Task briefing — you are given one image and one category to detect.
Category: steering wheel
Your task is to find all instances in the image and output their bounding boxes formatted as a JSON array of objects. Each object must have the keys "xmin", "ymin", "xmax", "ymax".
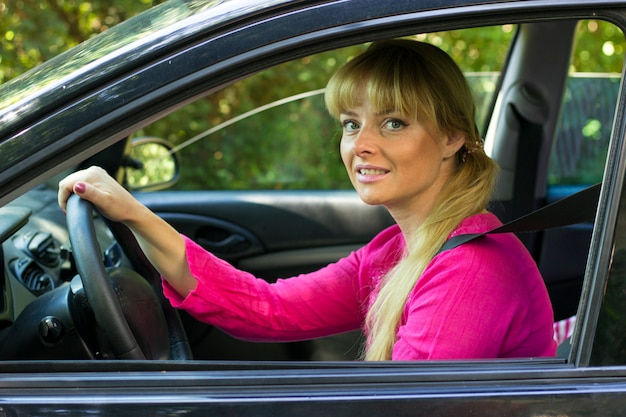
[{"xmin": 66, "ymin": 194, "xmax": 191, "ymax": 360}]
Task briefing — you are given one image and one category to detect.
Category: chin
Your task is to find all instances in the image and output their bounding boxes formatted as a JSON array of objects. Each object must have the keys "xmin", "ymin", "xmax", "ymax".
[{"xmin": 357, "ymin": 194, "xmax": 386, "ymax": 207}]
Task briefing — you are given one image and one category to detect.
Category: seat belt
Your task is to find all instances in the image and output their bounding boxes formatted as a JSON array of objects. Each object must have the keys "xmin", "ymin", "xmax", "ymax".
[
  {"xmin": 438, "ymin": 182, "xmax": 601, "ymax": 254},
  {"xmin": 510, "ymin": 105, "xmax": 544, "ymax": 253},
  {"xmin": 511, "ymin": 105, "xmax": 544, "ymax": 221}
]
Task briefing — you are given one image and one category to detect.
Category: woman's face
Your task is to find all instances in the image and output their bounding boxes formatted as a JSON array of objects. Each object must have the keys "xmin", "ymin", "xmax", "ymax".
[{"xmin": 339, "ymin": 98, "xmax": 464, "ymax": 220}]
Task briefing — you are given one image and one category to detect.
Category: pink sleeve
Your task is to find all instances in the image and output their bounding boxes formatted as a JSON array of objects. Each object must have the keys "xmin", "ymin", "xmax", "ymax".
[
  {"xmin": 163, "ymin": 235, "xmax": 365, "ymax": 342},
  {"xmin": 391, "ymin": 234, "xmax": 556, "ymax": 360}
]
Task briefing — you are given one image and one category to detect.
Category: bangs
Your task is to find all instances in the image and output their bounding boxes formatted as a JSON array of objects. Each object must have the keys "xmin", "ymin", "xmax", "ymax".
[{"xmin": 325, "ymin": 43, "xmax": 437, "ymax": 123}]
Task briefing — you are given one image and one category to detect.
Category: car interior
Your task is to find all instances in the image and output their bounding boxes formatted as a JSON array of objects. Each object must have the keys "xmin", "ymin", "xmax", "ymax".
[{"xmin": 0, "ymin": 15, "xmax": 621, "ymax": 364}]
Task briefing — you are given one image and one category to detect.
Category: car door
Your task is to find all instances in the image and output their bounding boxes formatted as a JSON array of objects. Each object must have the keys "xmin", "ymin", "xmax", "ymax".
[{"xmin": 4, "ymin": 1, "xmax": 626, "ymax": 415}]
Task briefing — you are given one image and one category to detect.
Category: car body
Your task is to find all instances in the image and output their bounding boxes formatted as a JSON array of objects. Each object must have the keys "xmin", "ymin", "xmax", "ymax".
[{"xmin": 1, "ymin": 0, "xmax": 626, "ymax": 415}]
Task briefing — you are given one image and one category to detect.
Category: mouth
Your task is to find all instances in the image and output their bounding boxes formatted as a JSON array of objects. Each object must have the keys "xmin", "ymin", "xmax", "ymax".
[
  {"xmin": 358, "ymin": 168, "xmax": 389, "ymax": 175},
  {"xmin": 355, "ymin": 166, "xmax": 390, "ymax": 183}
]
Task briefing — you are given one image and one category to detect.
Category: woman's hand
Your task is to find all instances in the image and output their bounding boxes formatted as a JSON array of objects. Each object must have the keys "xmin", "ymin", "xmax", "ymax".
[
  {"xmin": 58, "ymin": 166, "xmax": 141, "ymax": 223},
  {"xmin": 58, "ymin": 165, "xmax": 197, "ymax": 298}
]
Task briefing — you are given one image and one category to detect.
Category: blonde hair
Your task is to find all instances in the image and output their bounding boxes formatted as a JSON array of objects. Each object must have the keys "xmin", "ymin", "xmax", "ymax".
[{"xmin": 325, "ymin": 39, "xmax": 498, "ymax": 360}]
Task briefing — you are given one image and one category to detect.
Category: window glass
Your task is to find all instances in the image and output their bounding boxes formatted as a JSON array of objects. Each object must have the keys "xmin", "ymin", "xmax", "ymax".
[
  {"xmin": 548, "ymin": 20, "xmax": 624, "ymax": 187},
  {"xmin": 586, "ymin": 21, "xmax": 626, "ymax": 366},
  {"xmin": 536, "ymin": 21, "xmax": 624, "ymax": 351},
  {"xmin": 132, "ymin": 27, "xmax": 514, "ymax": 191},
  {"xmin": 592, "ymin": 174, "xmax": 626, "ymax": 365}
]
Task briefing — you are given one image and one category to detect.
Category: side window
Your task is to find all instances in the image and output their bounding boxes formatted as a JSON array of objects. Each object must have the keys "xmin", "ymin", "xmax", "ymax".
[
  {"xmin": 584, "ymin": 21, "xmax": 626, "ymax": 366},
  {"xmin": 548, "ymin": 20, "xmax": 624, "ymax": 188},
  {"xmin": 540, "ymin": 21, "xmax": 624, "ymax": 339},
  {"xmin": 132, "ymin": 27, "xmax": 515, "ymax": 191}
]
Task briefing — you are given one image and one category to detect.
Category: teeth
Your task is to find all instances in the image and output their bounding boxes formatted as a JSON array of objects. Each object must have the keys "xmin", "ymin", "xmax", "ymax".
[{"xmin": 359, "ymin": 168, "xmax": 386, "ymax": 175}]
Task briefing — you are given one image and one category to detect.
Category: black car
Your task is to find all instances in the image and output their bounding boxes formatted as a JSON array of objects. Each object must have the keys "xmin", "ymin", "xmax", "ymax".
[{"xmin": 1, "ymin": 0, "xmax": 626, "ymax": 415}]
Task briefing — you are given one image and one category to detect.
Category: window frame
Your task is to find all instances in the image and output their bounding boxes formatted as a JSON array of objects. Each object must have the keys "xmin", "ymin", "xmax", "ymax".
[{"xmin": 3, "ymin": 2, "xmax": 626, "ymax": 406}]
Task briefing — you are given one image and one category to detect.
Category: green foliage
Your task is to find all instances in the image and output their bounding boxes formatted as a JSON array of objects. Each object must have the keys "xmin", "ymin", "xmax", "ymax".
[
  {"xmin": 574, "ymin": 20, "xmax": 626, "ymax": 72},
  {"xmin": 548, "ymin": 76, "xmax": 621, "ymax": 185},
  {"xmin": 127, "ymin": 140, "xmax": 178, "ymax": 189},
  {"xmin": 133, "ymin": 44, "xmax": 368, "ymax": 190},
  {"xmin": 132, "ymin": 27, "xmax": 513, "ymax": 191},
  {"xmin": 0, "ymin": 1, "xmax": 162, "ymax": 83},
  {"xmin": 2, "ymin": 3, "xmax": 624, "ymax": 190}
]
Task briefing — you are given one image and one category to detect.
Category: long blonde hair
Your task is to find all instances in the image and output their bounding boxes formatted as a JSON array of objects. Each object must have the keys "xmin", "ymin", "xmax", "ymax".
[{"xmin": 325, "ymin": 39, "xmax": 498, "ymax": 360}]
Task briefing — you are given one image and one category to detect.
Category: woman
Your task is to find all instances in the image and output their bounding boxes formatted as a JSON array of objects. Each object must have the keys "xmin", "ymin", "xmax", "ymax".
[{"xmin": 58, "ymin": 39, "xmax": 556, "ymax": 360}]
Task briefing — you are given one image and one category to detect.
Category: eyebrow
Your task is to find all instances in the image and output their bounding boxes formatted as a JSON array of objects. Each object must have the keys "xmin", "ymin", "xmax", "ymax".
[{"xmin": 340, "ymin": 109, "xmax": 396, "ymax": 117}]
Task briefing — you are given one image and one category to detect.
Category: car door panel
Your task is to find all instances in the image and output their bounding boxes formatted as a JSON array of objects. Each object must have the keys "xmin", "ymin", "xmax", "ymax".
[
  {"xmin": 237, "ymin": 244, "xmax": 360, "ymax": 280},
  {"xmin": 136, "ymin": 190, "xmax": 394, "ymax": 279}
]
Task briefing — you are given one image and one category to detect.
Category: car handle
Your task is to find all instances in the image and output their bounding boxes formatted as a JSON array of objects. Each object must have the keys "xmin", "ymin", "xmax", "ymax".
[{"xmin": 197, "ymin": 233, "xmax": 249, "ymax": 254}]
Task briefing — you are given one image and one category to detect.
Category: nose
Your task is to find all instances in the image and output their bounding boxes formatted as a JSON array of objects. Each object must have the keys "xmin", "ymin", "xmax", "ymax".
[{"xmin": 352, "ymin": 125, "xmax": 378, "ymax": 156}]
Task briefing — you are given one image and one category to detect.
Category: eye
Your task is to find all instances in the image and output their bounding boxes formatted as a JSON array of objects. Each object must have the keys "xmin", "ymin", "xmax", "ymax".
[
  {"xmin": 385, "ymin": 118, "xmax": 406, "ymax": 130},
  {"xmin": 342, "ymin": 119, "xmax": 360, "ymax": 132}
]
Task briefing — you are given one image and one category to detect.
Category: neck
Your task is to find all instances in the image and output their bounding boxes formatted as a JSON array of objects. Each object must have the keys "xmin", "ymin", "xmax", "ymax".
[
  {"xmin": 387, "ymin": 205, "xmax": 430, "ymax": 244},
  {"xmin": 386, "ymin": 175, "xmax": 450, "ymax": 244}
]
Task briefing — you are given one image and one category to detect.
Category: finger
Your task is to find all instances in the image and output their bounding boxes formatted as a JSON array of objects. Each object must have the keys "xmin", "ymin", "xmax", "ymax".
[
  {"xmin": 71, "ymin": 180, "xmax": 101, "ymax": 207},
  {"xmin": 57, "ymin": 166, "xmax": 104, "ymax": 210},
  {"xmin": 58, "ymin": 178, "xmax": 77, "ymax": 213},
  {"xmin": 73, "ymin": 181, "xmax": 87, "ymax": 196}
]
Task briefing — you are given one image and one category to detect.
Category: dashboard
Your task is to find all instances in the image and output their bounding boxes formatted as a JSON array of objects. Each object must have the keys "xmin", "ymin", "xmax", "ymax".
[{"xmin": 0, "ymin": 182, "xmax": 124, "ymax": 359}]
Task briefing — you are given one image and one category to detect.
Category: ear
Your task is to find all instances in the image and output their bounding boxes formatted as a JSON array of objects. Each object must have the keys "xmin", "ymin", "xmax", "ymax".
[{"xmin": 443, "ymin": 130, "xmax": 466, "ymax": 158}]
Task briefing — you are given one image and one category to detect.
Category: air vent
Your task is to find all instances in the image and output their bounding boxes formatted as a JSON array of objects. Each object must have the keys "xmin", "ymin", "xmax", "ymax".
[{"xmin": 10, "ymin": 258, "xmax": 54, "ymax": 295}]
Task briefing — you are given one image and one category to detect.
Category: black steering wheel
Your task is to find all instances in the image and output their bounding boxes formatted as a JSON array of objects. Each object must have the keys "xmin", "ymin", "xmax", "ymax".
[{"xmin": 66, "ymin": 194, "xmax": 192, "ymax": 360}]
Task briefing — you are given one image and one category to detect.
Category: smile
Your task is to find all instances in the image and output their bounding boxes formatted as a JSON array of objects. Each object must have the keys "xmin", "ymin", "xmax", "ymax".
[
  {"xmin": 358, "ymin": 168, "xmax": 389, "ymax": 175},
  {"xmin": 355, "ymin": 167, "xmax": 390, "ymax": 184}
]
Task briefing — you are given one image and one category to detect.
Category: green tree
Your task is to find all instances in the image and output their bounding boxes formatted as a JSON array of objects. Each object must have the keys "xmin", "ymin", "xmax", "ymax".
[
  {"xmin": 0, "ymin": 0, "xmax": 158, "ymax": 83},
  {"xmin": 2, "ymin": 3, "xmax": 624, "ymax": 190}
]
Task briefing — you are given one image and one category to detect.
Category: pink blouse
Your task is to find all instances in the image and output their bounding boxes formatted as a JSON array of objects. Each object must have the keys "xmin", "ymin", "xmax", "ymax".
[{"xmin": 163, "ymin": 212, "xmax": 556, "ymax": 360}]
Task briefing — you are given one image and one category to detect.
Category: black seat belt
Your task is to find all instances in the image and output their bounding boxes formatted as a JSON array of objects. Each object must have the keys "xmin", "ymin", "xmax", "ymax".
[
  {"xmin": 510, "ymin": 106, "xmax": 544, "ymax": 253},
  {"xmin": 438, "ymin": 182, "xmax": 601, "ymax": 254},
  {"xmin": 511, "ymin": 105, "xmax": 543, "ymax": 221}
]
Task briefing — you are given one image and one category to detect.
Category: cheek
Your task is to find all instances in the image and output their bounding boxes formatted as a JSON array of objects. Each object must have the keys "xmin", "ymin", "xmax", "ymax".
[
  {"xmin": 339, "ymin": 139, "xmax": 351, "ymax": 165},
  {"xmin": 401, "ymin": 142, "xmax": 442, "ymax": 175}
]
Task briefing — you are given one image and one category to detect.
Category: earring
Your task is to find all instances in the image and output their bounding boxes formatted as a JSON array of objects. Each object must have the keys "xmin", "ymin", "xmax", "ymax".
[{"xmin": 460, "ymin": 139, "xmax": 484, "ymax": 162}]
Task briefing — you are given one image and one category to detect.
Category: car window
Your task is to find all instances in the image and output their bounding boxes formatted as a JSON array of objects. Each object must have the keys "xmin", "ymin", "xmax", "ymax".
[
  {"xmin": 593, "ymin": 174, "xmax": 626, "ymax": 365},
  {"xmin": 130, "ymin": 26, "xmax": 514, "ymax": 191},
  {"xmin": 548, "ymin": 20, "xmax": 624, "ymax": 188},
  {"xmin": 583, "ymin": 21, "xmax": 626, "ymax": 367},
  {"xmin": 0, "ymin": 0, "xmax": 219, "ymax": 112}
]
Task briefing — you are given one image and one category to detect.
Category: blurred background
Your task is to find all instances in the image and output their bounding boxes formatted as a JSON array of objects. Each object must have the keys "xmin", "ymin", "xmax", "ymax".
[{"xmin": 2, "ymin": 1, "xmax": 624, "ymax": 191}]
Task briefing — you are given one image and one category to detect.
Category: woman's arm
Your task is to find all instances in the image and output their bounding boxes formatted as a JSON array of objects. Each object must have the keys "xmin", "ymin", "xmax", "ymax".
[
  {"xmin": 164, "ymin": 235, "xmax": 365, "ymax": 341},
  {"xmin": 58, "ymin": 166, "xmax": 197, "ymax": 297}
]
